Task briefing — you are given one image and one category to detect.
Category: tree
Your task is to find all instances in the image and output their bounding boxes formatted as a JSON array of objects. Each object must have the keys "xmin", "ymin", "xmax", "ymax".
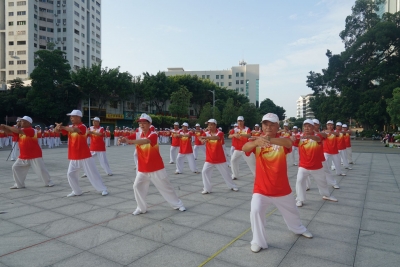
[
  {"xmin": 142, "ymin": 71, "xmax": 171, "ymax": 114},
  {"xmin": 168, "ymin": 86, "xmax": 192, "ymax": 118},
  {"xmin": 0, "ymin": 78, "xmax": 30, "ymax": 121},
  {"xmin": 238, "ymin": 103, "xmax": 259, "ymax": 128},
  {"xmin": 386, "ymin": 87, "xmax": 400, "ymax": 126},
  {"xmin": 221, "ymin": 98, "xmax": 238, "ymax": 126},
  {"xmin": 198, "ymin": 102, "xmax": 213, "ymax": 126},
  {"xmin": 28, "ymin": 50, "xmax": 81, "ymax": 123},
  {"xmin": 259, "ymin": 98, "xmax": 286, "ymax": 120}
]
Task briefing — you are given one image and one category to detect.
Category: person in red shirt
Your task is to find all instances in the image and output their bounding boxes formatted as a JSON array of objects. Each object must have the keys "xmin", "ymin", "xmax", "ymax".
[
  {"xmin": 176, "ymin": 122, "xmax": 199, "ymax": 174},
  {"xmin": 242, "ymin": 113, "xmax": 312, "ymax": 253},
  {"xmin": 10, "ymin": 120, "xmax": 21, "ymax": 161},
  {"xmin": 169, "ymin": 122, "xmax": 180, "ymax": 164},
  {"xmin": 229, "ymin": 116, "xmax": 255, "ymax": 180},
  {"xmin": 193, "ymin": 123, "xmax": 205, "ymax": 160},
  {"xmin": 48, "ymin": 125, "xmax": 55, "ymax": 149},
  {"xmin": 118, "ymin": 113, "xmax": 186, "ymax": 215},
  {"xmin": 293, "ymin": 119, "xmax": 337, "ymax": 207},
  {"xmin": 323, "ymin": 121, "xmax": 346, "ymax": 176},
  {"xmin": 55, "ymin": 110, "xmax": 108, "ymax": 197},
  {"xmin": 1, "ymin": 116, "xmax": 53, "ymax": 189},
  {"xmin": 85, "ymin": 117, "xmax": 113, "ymax": 176},
  {"xmin": 0, "ymin": 128, "xmax": 5, "ymax": 148},
  {"xmin": 279, "ymin": 122, "xmax": 291, "ymax": 138},
  {"xmin": 229, "ymin": 123, "xmax": 238, "ymax": 156},
  {"xmin": 199, "ymin": 119, "xmax": 238, "ymax": 194},
  {"xmin": 290, "ymin": 126, "xmax": 300, "ymax": 166},
  {"xmin": 336, "ymin": 122, "xmax": 352, "ymax": 170},
  {"xmin": 113, "ymin": 127, "xmax": 119, "ymax": 146},
  {"xmin": 342, "ymin": 124, "xmax": 353, "ymax": 164},
  {"xmin": 43, "ymin": 127, "xmax": 49, "ymax": 147},
  {"xmin": 104, "ymin": 126, "xmax": 111, "ymax": 147}
]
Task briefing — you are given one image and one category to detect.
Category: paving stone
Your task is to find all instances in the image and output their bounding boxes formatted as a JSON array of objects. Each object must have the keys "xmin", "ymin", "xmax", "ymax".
[
  {"xmin": 9, "ymin": 210, "xmax": 66, "ymax": 228},
  {"xmin": 279, "ymin": 251, "xmax": 353, "ymax": 267},
  {"xmin": 134, "ymin": 220, "xmax": 192, "ymax": 243},
  {"xmin": 354, "ymin": 245, "xmax": 400, "ymax": 267},
  {"xmin": 52, "ymin": 251, "xmax": 123, "ymax": 267},
  {"xmin": 361, "ymin": 218, "xmax": 400, "ymax": 236},
  {"xmin": 30, "ymin": 217, "xmax": 93, "ymax": 238},
  {"xmin": 0, "ymin": 229, "xmax": 49, "ymax": 256}
]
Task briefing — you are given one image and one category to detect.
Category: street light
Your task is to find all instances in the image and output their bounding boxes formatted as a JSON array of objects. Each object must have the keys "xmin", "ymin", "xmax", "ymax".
[{"xmin": 208, "ymin": 90, "xmax": 215, "ymax": 118}]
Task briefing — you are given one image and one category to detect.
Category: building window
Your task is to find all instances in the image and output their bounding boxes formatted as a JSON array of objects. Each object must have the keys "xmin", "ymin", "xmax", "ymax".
[
  {"xmin": 216, "ymin": 75, "xmax": 219, "ymax": 79},
  {"xmin": 17, "ymin": 60, "xmax": 26, "ymax": 65},
  {"xmin": 216, "ymin": 82, "xmax": 219, "ymax": 86},
  {"xmin": 74, "ymin": 1, "xmax": 79, "ymax": 7},
  {"xmin": 39, "ymin": 45, "xmax": 46, "ymax": 49},
  {"xmin": 39, "ymin": 26, "xmax": 46, "ymax": 31},
  {"xmin": 9, "ymin": 22, "xmax": 14, "ymax": 26},
  {"xmin": 17, "ymin": 1, "xmax": 27, "ymax": 6},
  {"xmin": 228, "ymin": 82, "xmax": 232, "ymax": 86},
  {"xmin": 63, "ymin": 46, "xmax": 67, "ymax": 50},
  {"xmin": 34, "ymin": 43, "xmax": 37, "ymax": 47},
  {"xmin": 9, "ymin": 41, "xmax": 14, "ymax": 45},
  {"xmin": 9, "ymin": 61, "xmax": 14, "ymax": 65},
  {"xmin": 47, "ymin": 18, "xmax": 53, "ymax": 23},
  {"xmin": 17, "ymin": 70, "xmax": 27, "ymax": 75},
  {"xmin": 63, "ymin": 28, "xmax": 67, "ymax": 32},
  {"xmin": 63, "ymin": 37, "xmax": 67, "ymax": 41},
  {"xmin": 240, "ymin": 72, "xmax": 244, "ymax": 77},
  {"xmin": 47, "ymin": 27, "xmax": 54, "ymax": 32},
  {"xmin": 240, "ymin": 80, "xmax": 244, "ymax": 84},
  {"xmin": 229, "ymin": 75, "xmax": 232, "ymax": 79},
  {"xmin": 206, "ymin": 75, "xmax": 210, "ymax": 79},
  {"xmin": 74, "ymin": 11, "xmax": 79, "ymax": 16},
  {"xmin": 236, "ymin": 80, "xmax": 239, "ymax": 85},
  {"xmin": 17, "ymin": 30, "xmax": 26, "ymax": 35},
  {"xmin": 17, "ymin": 50, "xmax": 26, "ymax": 55},
  {"xmin": 221, "ymin": 82, "xmax": 224, "ymax": 86},
  {"xmin": 236, "ymin": 88, "xmax": 239, "ymax": 92},
  {"xmin": 17, "ymin": 11, "xmax": 26, "ymax": 15},
  {"xmin": 9, "ymin": 70, "xmax": 15, "ymax": 75},
  {"xmin": 236, "ymin": 73, "xmax": 239, "ymax": 77},
  {"xmin": 9, "ymin": 2, "xmax": 14, "ymax": 6},
  {"xmin": 9, "ymin": 12, "xmax": 14, "ymax": 16},
  {"xmin": 8, "ymin": 31, "xmax": 14, "ymax": 36},
  {"xmin": 221, "ymin": 75, "xmax": 224, "ymax": 79},
  {"xmin": 75, "ymin": 20, "xmax": 80, "ymax": 26},
  {"xmin": 240, "ymin": 88, "xmax": 244, "ymax": 92},
  {"xmin": 110, "ymin": 101, "xmax": 118, "ymax": 109},
  {"xmin": 74, "ymin": 47, "xmax": 80, "ymax": 52},
  {"xmin": 202, "ymin": 75, "xmax": 205, "ymax": 79}
]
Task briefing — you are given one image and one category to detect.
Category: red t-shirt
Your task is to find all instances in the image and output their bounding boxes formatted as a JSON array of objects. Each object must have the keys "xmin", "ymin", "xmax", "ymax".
[
  {"xmin": 335, "ymin": 131, "xmax": 346, "ymax": 150},
  {"xmin": 128, "ymin": 131, "xmax": 164, "ymax": 172},
  {"xmin": 280, "ymin": 131, "xmax": 291, "ymax": 138},
  {"xmin": 49, "ymin": 130, "xmax": 55, "ymax": 137},
  {"xmin": 43, "ymin": 131, "xmax": 49, "ymax": 138},
  {"xmin": 12, "ymin": 126, "xmax": 19, "ymax": 142},
  {"xmin": 315, "ymin": 132, "xmax": 326, "ymax": 162},
  {"xmin": 204, "ymin": 131, "xmax": 226, "ymax": 164},
  {"xmin": 251, "ymin": 130, "xmax": 261, "ymax": 137},
  {"xmin": 179, "ymin": 130, "xmax": 193, "ymax": 154},
  {"xmin": 291, "ymin": 132, "xmax": 301, "ymax": 147},
  {"xmin": 344, "ymin": 131, "xmax": 351, "ymax": 148},
  {"xmin": 194, "ymin": 130, "xmax": 205, "ymax": 146},
  {"xmin": 170, "ymin": 129, "xmax": 180, "ymax": 147},
  {"xmin": 62, "ymin": 123, "xmax": 92, "ymax": 160},
  {"xmin": 16, "ymin": 127, "xmax": 42, "ymax": 159},
  {"xmin": 323, "ymin": 132, "xmax": 339, "ymax": 154},
  {"xmin": 89, "ymin": 126, "xmax": 106, "ymax": 152},
  {"xmin": 105, "ymin": 130, "xmax": 111, "ymax": 137},
  {"xmin": 253, "ymin": 133, "xmax": 292, "ymax": 197},
  {"xmin": 233, "ymin": 127, "xmax": 251, "ymax": 150},
  {"xmin": 294, "ymin": 133, "xmax": 323, "ymax": 170},
  {"xmin": 0, "ymin": 130, "xmax": 5, "ymax": 138}
]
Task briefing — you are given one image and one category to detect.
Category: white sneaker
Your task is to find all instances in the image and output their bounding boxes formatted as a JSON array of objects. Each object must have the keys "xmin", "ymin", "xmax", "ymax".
[
  {"xmin": 323, "ymin": 195, "xmax": 338, "ymax": 202},
  {"xmin": 81, "ymin": 174, "xmax": 87, "ymax": 178},
  {"xmin": 46, "ymin": 181, "xmax": 55, "ymax": 187},
  {"xmin": 345, "ymin": 167, "xmax": 352, "ymax": 170},
  {"xmin": 338, "ymin": 173, "xmax": 346, "ymax": 176},
  {"xmin": 333, "ymin": 185, "xmax": 340, "ymax": 189},
  {"xmin": 232, "ymin": 177, "xmax": 238, "ymax": 180},
  {"xmin": 231, "ymin": 187, "xmax": 239, "ymax": 192},
  {"xmin": 67, "ymin": 192, "xmax": 78, "ymax": 197},
  {"xmin": 293, "ymin": 163, "xmax": 298, "ymax": 166},
  {"xmin": 250, "ymin": 244, "xmax": 262, "ymax": 253},
  {"xmin": 101, "ymin": 190, "xmax": 108, "ymax": 196},
  {"xmin": 296, "ymin": 201, "xmax": 303, "ymax": 207},
  {"xmin": 10, "ymin": 185, "xmax": 24, "ymax": 189},
  {"xmin": 201, "ymin": 190, "xmax": 210, "ymax": 194},
  {"xmin": 107, "ymin": 173, "xmax": 113, "ymax": 176},
  {"xmin": 132, "ymin": 208, "xmax": 146, "ymax": 215},
  {"xmin": 178, "ymin": 206, "xmax": 186, "ymax": 212},
  {"xmin": 301, "ymin": 230, "xmax": 313, "ymax": 238},
  {"xmin": 306, "ymin": 187, "xmax": 310, "ymax": 191}
]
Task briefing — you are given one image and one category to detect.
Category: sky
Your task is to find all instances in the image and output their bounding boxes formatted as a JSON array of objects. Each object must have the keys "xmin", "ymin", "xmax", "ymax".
[{"xmin": 101, "ymin": 0, "xmax": 357, "ymax": 118}]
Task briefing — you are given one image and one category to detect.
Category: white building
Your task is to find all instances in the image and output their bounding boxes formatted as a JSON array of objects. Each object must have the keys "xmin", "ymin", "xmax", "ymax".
[
  {"xmin": 0, "ymin": 0, "xmax": 102, "ymax": 89},
  {"xmin": 377, "ymin": 0, "xmax": 399, "ymax": 16},
  {"xmin": 165, "ymin": 61, "xmax": 260, "ymax": 106},
  {"xmin": 296, "ymin": 94, "xmax": 315, "ymax": 119}
]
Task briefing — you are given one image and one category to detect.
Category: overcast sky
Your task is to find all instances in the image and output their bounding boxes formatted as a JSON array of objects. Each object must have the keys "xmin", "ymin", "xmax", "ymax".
[{"xmin": 101, "ymin": 0, "xmax": 356, "ymax": 118}]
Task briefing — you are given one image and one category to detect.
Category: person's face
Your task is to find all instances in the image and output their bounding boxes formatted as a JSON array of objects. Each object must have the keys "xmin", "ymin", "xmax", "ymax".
[
  {"xmin": 336, "ymin": 125, "xmax": 342, "ymax": 131},
  {"xmin": 93, "ymin": 120, "xmax": 100, "ymax": 127},
  {"xmin": 303, "ymin": 123, "xmax": 314, "ymax": 134},
  {"xmin": 20, "ymin": 119, "xmax": 30, "ymax": 128},
  {"xmin": 208, "ymin": 123, "xmax": 217, "ymax": 132},
  {"xmin": 293, "ymin": 128, "xmax": 298, "ymax": 133},
  {"xmin": 237, "ymin": 120, "xmax": 244, "ymax": 128},
  {"xmin": 314, "ymin": 124, "xmax": 320, "ymax": 132},
  {"xmin": 261, "ymin": 121, "xmax": 279, "ymax": 136},
  {"xmin": 182, "ymin": 126, "xmax": 188, "ymax": 131},
  {"xmin": 70, "ymin": 115, "xmax": 81, "ymax": 124},
  {"xmin": 327, "ymin": 123, "xmax": 334, "ymax": 131},
  {"xmin": 343, "ymin": 127, "xmax": 348, "ymax": 131},
  {"xmin": 255, "ymin": 126, "xmax": 260, "ymax": 131},
  {"xmin": 174, "ymin": 125, "xmax": 179, "ymax": 130},
  {"xmin": 284, "ymin": 126, "xmax": 289, "ymax": 131},
  {"xmin": 139, "ymin": 121, "xmax": 150, "ymax": 132},
  {"xmin": 196, "ymin": 126, "xmax": 200, "ymax": 130}
]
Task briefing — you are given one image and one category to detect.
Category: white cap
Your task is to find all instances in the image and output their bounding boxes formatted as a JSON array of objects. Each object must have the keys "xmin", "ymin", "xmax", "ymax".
[
  {"xmin": 207, "ymin": 119, "xmax": 217, "ymax": 124},
  {"xmin": 237, "ymin": 116, "xmax": 244, "ymax": 121},
  {"xmin": 293, "ymin": 126, "xmax": 298, "ymax": 129},
  {"xmin": 234, "ymin": 123, "xmax": 238, "ymax": 126},
  {"xmin": 173, "ymin": 122, "xmax": 179, "ymax": 126},
  {"xmin": 67, "ymin": 110, "xmax": 83, "ymax": 117},
  {"xmin": 91, "ymin": 117, "xmax": 100, "ymax": 122},
  {"xmin": 195, "ymin": 123, "xmax": 200, "ymax": 127},
  {"xmin": 21, "ymin": 116, "xmax": 32, "ymax": 124},
  {"xmin": 255, "ymin": 124, "xmax": 259, "ymax": 127},
  {"xmin": 261, "ymin": 113, "xmax": 279, "ymax": 123},
  {"xmin": 137, "ymin": 113, "xmax": 152, "ymax": 123},
  {"xmin": 182, "ymin": 122, "xmax": 189, "ymax": 127},
  {"xmin": 283, "ymin": 122, "xmax": 289, "ymax": 126},
  {"xmin": 326, "ymin": 120, "xmax": 334, "ymax": 124},
  {"xmin": 303, "ymin": 119, "xmax": 314, "ymax": 125},
  {"xmin": 342, "ymin": 124, "xmax": 348, "ymax": 128},
  {"xmin": 312, "ymin": 119, "xmax": 320, "ymax": 125},
  {"xmin": 336, "ymin": 122, "xmax": 342, "ymax": 126},
  {"xmin": 50, "ymin": 125, "xmax": 54, "ymax": 128},
  {"xmin": 218, "ymin": 127, "xmax": 222, "ymax": 130}
]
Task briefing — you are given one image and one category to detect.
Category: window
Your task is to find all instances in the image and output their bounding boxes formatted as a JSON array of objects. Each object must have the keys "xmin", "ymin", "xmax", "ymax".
[
  {"xmin": 216, "ymin": 82, "xmax": 219, "ymax": 86},
  {"xmin": 81, "ymin": 51, "xmax": 85, "ymax": 55},
  {"xmin": 74, "ymin": 29, "xmax": 80, "ymax": 35},
  {"xmin": 17, "ymin": 50, "xmax": 26, "ymax": 55},
  {"xmin": 96, "ymin": 10, "xmax": 100, "ymax": 15},
  {"xmin": 17, "ymin": 30, "xmax": 26, "ymax": 35},
  {"xmin": 9, "ymin": 22, "xmax": 14, "ymax": 26},
  {"xmin": 39, "ymin": 26, "xmax": 46, "ymax": 31},
  {"xmin": 9, "ymin": 12, "xmax": 14, "ymax": 16},
  {"xmin": 236, "ymin": 73, "xmax": 239, "ymax": 77},
  {"xmin": 17, "ymin": 70, "xmax": 27, "ymax": 75},
  {"xmin": 206, "ymin": 75, "xmax": 210, "ymax": 79},
  {"xmin": 240, "ymin": 80, "xmax": 244, "ymax": 84},
  {"xmin": 57, "ymin": 10, "xmax": 61, "ymax": 14},
  {"xmin": 74, "ymin": 1, "xmax": 79, "ymax": 7},
  {"xmin": 17, "ymin": 11, "xmax": 26, "ymax": 15},
  {"xmin": 216, "ymin": 75, "xmax": 219, "ymax": 79},
  {"xmin": 110, "ymin": 101, "xmax": 118, "ymax": 109},
  {"xmin": 34, "ymin": 14, "xmax": 37, "ymax": 19},
  {"xmin": 9, "ymin": 2, "xmax": 14, "ymax": 6},
  {"xmin": 236, "ymin": 80, "xmax": 239, "ymax": 85},
  {"xmin": 63, "ymin": 9, "xmax": 66, "ymax": 13},
  {"xmin": 74, "ymin": 47, "xmax": 80, "ymax": 52},
  {"xmin": 39, "ymin": 17, "xmax": 46, "ymax": 21},
  {"xmin": 202, "ymin": 75, "xmax": 205, "ymax": 79},
  {"xmin": 228, "ymin": 82, "xmax": 232, "ymax": 86},
  {"xmin": 63, "ymin": 28, "xmax": 67, "ymax": 32},
  {"xmin": 9, "ymin": 70, "xmax": 15, "ymax": 75},
  {"xmin": 63, "ymin": 37, "xmax": 66, "ymax": 41},
  {"xmin": 82, "ymin": 15, "xmax": 85, "ymax": 20},
  {"xmin": 47, "ymin": 27, "xmax": 54, "ymax": 32},
  {"xmin": 17, "ymin": 60, "xmax": 26, "ymax": 65},
  {"xmin": 34, "ymin": 43, "xmax": 37, "ymax": 47},
  {"xmin": 96, "ymin": 18, "xmax": 100, "ymax": 23},
  {"xmin": 17, "ymin": 41, "xmax": 26, "ymax": 45},
  {"xmin": 75, "ymin": 38, "xmax": 79, "ymax": 43},
  {"xmin": 39, "ymin": 45, "xmax": 46, "ymax": 49},
  {"xmin": 63, "ymin": 46, "xmax": 67, "ymax": 50},
  {"xmin": 17, "ymin": 1, "xmax": 26, "ymax": 6},
  {"xmin": 240, "ymin": 88, "xmax": 244, "ymax": 92},
  {"xmin": 236, "ymin": 88, "xmax": 239, "ymax": 92},
  {"xmin": 221, "ymin": 82, "xmax": 224, "ymax": 86},
  {"xmin": 221, "ymin": 75, "xmax": 224, "ymax": 79},
  {"xmin": 74, "ymin": 11, "xmax": 80, "ymax": 16},
  {"xmin": 57, "ymin": 28, "xmax": 61, "ymax": 32},
  {"xmin": 9, "ymin": 41, "xmax": 14, "ymax": 45},
  {"xmin": 228, "ymin": 75, "xmax": 232, "ymax": 79},
  {"xmin": 240, "ymin": 72, "xmax": 244, "ymax": 77},
  {"xmin": 8, "ymin": 31, "xmax": 14, "ymax": 36},
  {"xmin": 75, "ymin": 20, "xmax": 79, "ymax": 26},
  {"xmin": 9, "ymin": 61, "xmax": 14, "ymax": 65},
  {"xmin": 96, "ymin": 1, "xmax": 100, "ymax": 7}
]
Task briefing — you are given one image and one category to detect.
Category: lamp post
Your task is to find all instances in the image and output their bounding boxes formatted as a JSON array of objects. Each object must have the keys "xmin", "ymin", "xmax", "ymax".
[{"xmin": 208, "ymin": 90, "xmax": 215, "ymax": 118}]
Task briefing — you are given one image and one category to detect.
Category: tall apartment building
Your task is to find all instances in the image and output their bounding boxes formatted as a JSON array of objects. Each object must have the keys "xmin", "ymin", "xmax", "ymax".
[
  {"xmin": 296, "ymin": 94, "xmax": 315, "ymax": 119},
  {"xmin": 165, "ymin": 61, "xmax": 260, "ymax": 106},
  {"xmin": 0, "ymin": 0, "xmax": 102, "ymax": 89},
  {"xmin": 377, "ymin": 0, "xmax": 399, "ymax": 16}
]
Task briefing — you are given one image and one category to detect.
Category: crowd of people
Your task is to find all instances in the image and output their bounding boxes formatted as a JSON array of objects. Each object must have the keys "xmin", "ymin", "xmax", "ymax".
[{"xmin": 0, "ymin": 110, "xmax": 355, "ymax": 253}]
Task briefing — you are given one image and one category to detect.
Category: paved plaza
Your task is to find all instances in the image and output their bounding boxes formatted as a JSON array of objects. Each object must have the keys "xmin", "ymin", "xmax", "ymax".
[{"xmin": 0, "ymin": 140, "xmax": 399, "ymax": 267}]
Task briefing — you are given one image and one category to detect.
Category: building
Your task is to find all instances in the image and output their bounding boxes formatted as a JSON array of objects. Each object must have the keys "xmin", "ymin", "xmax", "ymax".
[
  {"xmin": 377, "ymin": 0, "xmax": 399, "ymax": 17},
  {"xmin": 0, "ymin": 0, "xmax": 102, "ymax": 89},
  {"xmin": 165, "ymin": 61, "xmax": 260, "ymax": 106},
  {"xmin": 296, "ymin": 94, "xmax": 315, "ymax": 119}
]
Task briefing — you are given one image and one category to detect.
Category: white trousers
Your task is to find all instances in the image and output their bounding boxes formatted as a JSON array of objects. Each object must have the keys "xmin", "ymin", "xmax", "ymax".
[
  {"xmin": 43, "ymin": 137, "xmax": 47, "ymax": 145},
  {"xmin": 0, "ymin": 137, "xmax": 3, "ymax": 148},
  {"xmin": 193, "ymin": 145, "xmax": 205, "ymax": 159},
  {"xmin": 290, "ymin": 146, "xmax": 298, "ymax": 165},
  {"xmin": 133, "ymin": 148, "xmax": 138, "ymax": 175},
  {"xmin": 11, "ymin": 142, "xmax": 19, "ymax": 160},
  {"xmin": 2, "ymin": 137, "xmax": 8, "ymax": 147},
  {"xmin": 105, "ymin": 137, "xmax": 111, "ymax": 147},
  {"xmin": 169, "ymin": 146, "xmax": 179, "ymax": 163},
  {"xmin": 47, "ymin": 137, "xmax": 54, "ymax": 148},
  {"xmin": 339, "ymin": 149, "xmax": 349, "ymax": 168},
  {"xmin": 325, "ymin": 153, "xmax": 343, "ymax": 175},
  {"xmin": 346, "ymin": 147, "xmax": 353, "ymax": 163},
  {"xmin": 296, "ymin": 167, "xmax": 330, "ymax": 202},
  {"xmin": 230, "ymin": 146, "xmax": 235, "ymax": 157},
  {"xmin": 55, "ymin": 137, "xmax": 60, "ymax": 147},
  {"xmin": 67, "ymin": 158, "xmax": 107, "ymax": 195},
  {"xmin": 91, "ymin": 151, "xmax": 113, "ymax": 175},
  {"xmin": 37, "ymin": 138, "xmax": 42, "ymax": 148},
  {"xmin": 12, "ymin": 158, "xmax": 52, "ymax": 188},
  {"xmin": 250, "ymin": 193, "xmax": 307, "ymax": 249},
  {"xmin": 114, "ymin": 137, "xmax": 117, "ymax": 146},
  {"xmin": 231, "ymin": 150, "xmax": 256, "ymax": 179},
  {"xmin": 201, "ymin": 162, "xmax": 237, "ymax": 192},
  {"xmin": 176, "ymin": 153, "xmax": 198, "ymax": 173},
  {"xmin": 133, "ymin": 168, "xmax": 184, "ymax": 212},
  {"xmin": 322, "ymin": 156, "xmax": 338, "ymax": 186}
]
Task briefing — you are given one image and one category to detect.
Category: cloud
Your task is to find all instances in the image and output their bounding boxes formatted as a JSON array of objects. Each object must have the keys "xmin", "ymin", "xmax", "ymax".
[{"xmin": 289, "ymin": 14, "xmax": 297, "ymax": 20}]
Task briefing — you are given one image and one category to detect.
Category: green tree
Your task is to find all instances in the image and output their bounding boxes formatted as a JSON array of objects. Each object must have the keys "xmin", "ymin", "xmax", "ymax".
[
  {"xmin": 0, "ymin": 78, "xmax": 30, "ymax": 121},
  {"xmin": 238, "ymin": 102, "xmax": 259, "ymax": 128},
  {"xmin": 259, "ymin": 98, "xmax": 286, "ymax": 120},
  {"xmin": 198, "ymin": 102, "xmax": 213, "ymax": 126},
  {"xmin": 386, "ymin": 87, "xmax": 400, "ymax": 126},
  {"xmin": 168, "ymin": 86, "xmax": 192, "ymax": 118},
  {"xmin": 221, "ymin": 98, "xmax": 238, "ymax": 126},
  {"xmin": 142, "ymin": 71, "xmax": 171, "ymax": 114}
]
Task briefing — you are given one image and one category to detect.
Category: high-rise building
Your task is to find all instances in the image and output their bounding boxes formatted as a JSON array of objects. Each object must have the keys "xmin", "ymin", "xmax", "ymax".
[
  {"xmin": 377, "ymin": 0, "xmax": 399, "ymax": 17},
  {"xmin": 296, "ymin": 94, "xmax": 315, "ymax": 119},
  {"xmin": 165, "ymin": 61, "xmax": 260, "ymax": 106},
  {"xmin": 0, "ymin": 0, "xmax": 102, "ymax": 89}
]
